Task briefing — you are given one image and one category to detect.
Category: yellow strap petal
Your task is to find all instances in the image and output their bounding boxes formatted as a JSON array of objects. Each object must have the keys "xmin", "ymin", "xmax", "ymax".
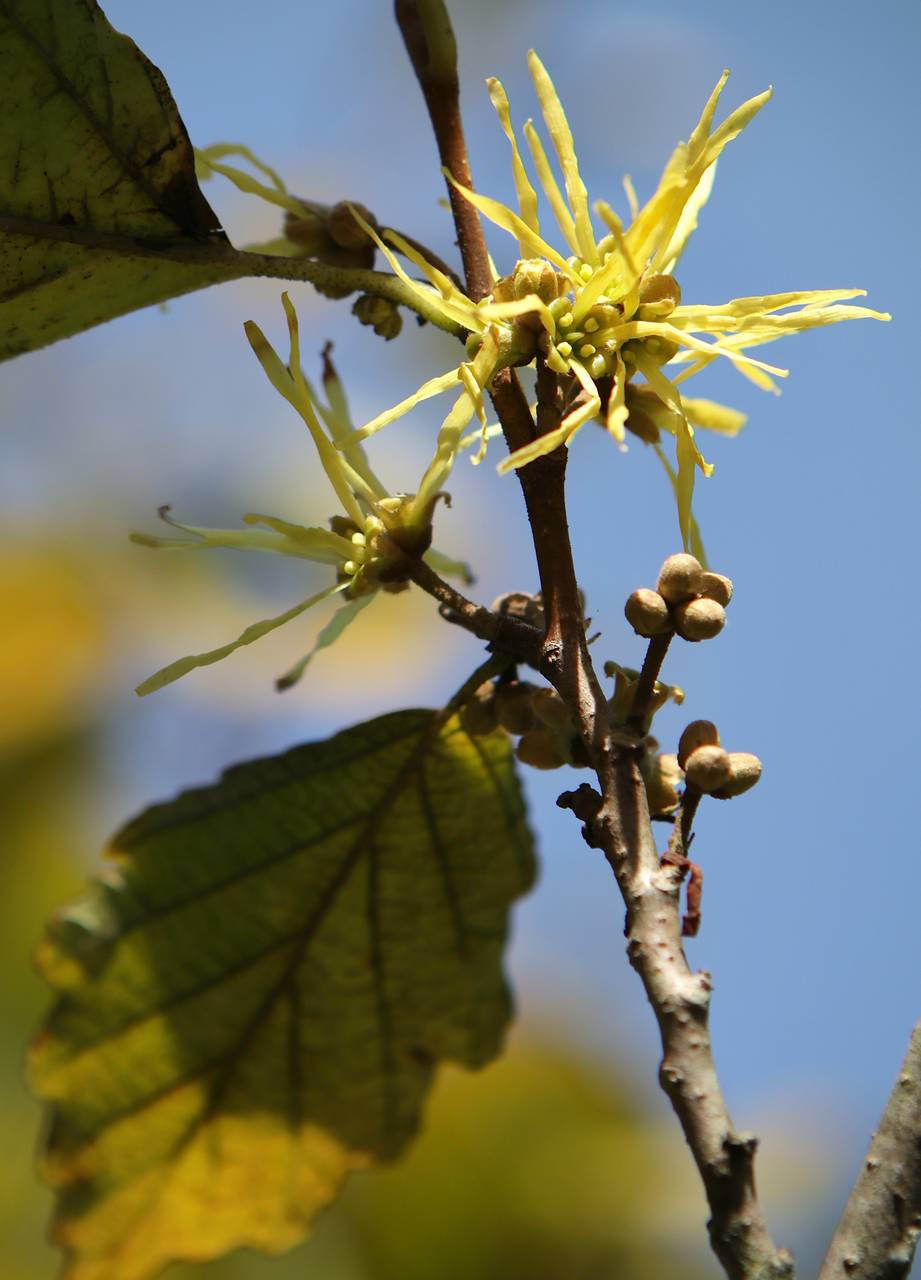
[
  {"xmin": 616, "ymin": 319, "xmax": 789, "ymax": 378},
  {"xmin": 702, "ymin": 87, "xmax": 773, "ymax": 169},
  {"xmin": 498, "ymin": 359, "xmax": 600, "ymax": 473},
  {"xmin": 412, "ymin": 330, "xmax": 502, "ymax": 512},
  {"xmin": 487, "ymin": 77, "xmax": 541, "ymax": 243},
  {"xmin": 686, "ymin": 70, "xmax": 730, "ymax": 161},
  {"xmin": 622, "ymin": 175, "xmax": 639, "ymax": 222},
  {"xmin": 196, "ymin": 143, "xmax": 288, "ymax": 193},
  {"xmin": 605, "ymin": 351, "xmax": 629, "ymax": 446},
  {"xmin": 527, "ymin": 50, "xmax": 597, "ymax": 264},
  {"xmin": 629, "ymin": 354, "xmax": 713, "ymax": 480},
  {"xmin": 523, "ymin": 119, "xmax": 580, "ymax": 256},
  {"xmin": 279, "ymin": 296, "xmax": 369, "ymax": 523},
  {"xmin": 193, "ymin": 153, "xmax": 304, "ymax": 216},
  {"xmin": 343, "ymin": 368, "xmax": 462, "ymax": 446},
  {"xmin": 444, "ymin": 170, "xmax": 579, "ymax": 281},
  {"xmin": 382, "ymin": 226, "xmax": 465, "ymax": 303},
  {"xmin": 658, "ymin": 159, "xmax": 717, "ymax": 273},
  {"xmin": 680, "ymin": 397, "xmax": 747, "ymax": 436},
  {"xmin": 672, "ymin": 288, "xmax": 871, "ymax": 327},
  {"xmin": 275, "ymin": 591, "xmax": 376, "ymax": 691},
  {"xmin": 652, "ymin": 442, "xmax": 708, "ymax": 566},
  {"xmin": 136, "ymin": 584, "xmax": 346, "ymax": 696},
  {"xmin": 347, "ymin": 205, "xmax": 481, "ymax": 333},
  {"xmin": 477, "ymin": 294, "xmax": 557, "ymax": 336},
  {"xmin": 574, "ymin": 202, "xmax": 638, "ymax": 320}
]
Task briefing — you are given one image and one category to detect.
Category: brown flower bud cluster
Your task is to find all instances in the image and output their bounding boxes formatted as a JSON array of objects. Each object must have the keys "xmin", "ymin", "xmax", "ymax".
[
  {"xmin": 352, "ymin": 294, "xmax": 403, "ymax": 340},
  {"xmin": 676, "ymin": 719, "xmax": 762, "ymax": 799},
  {"xmin": 460, "ymin": 677, "xmax": 587, "ymax": 771},
  {"xmin": 284, "ymin": 199, "xmax": 379, "ymax": 298},
  {"xmin": 625, "ymin": 553, "xmax": 733, "ymax": 643}
]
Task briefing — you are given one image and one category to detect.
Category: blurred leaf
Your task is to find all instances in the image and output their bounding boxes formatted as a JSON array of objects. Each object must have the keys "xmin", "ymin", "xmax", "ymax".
[
  {"xmin": 0, "ymin": 548, "xmax": 104, "ymax": 756},
  {"xmin": 336, "ymin": 1036, "xmax": 714, "ymax": 1280},
  {"xmin": 31, "ymin": 709, "xmax": 536, "ymax": 1280},
  {"xmin": 0, "ymin": 0, "xmax": 250, "ymax": 360}
]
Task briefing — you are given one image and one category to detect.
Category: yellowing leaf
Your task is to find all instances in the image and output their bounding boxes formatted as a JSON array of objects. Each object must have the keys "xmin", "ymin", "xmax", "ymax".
[
  {"xmin": 31, "ymin": 710, "xmax": 535, "ymax": 1280},
  {"xmin": 0, "ymin": 0, "xmax": 262, "ymax": 359}
]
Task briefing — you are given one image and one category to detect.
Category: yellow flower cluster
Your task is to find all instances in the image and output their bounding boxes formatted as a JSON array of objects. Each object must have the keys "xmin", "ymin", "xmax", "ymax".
[{"xmin": 350, "ymin": 54, "xmax": 887, "ymax": 555}]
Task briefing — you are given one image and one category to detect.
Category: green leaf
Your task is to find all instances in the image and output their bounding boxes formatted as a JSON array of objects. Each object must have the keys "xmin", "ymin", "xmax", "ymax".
[
  {"xmin": 30, "ymin": 709, "xmax": 536, "ymax": 1280},
  {"xmin": 0, "ymin": 0, "xmax": 250, "ymax": 360}
]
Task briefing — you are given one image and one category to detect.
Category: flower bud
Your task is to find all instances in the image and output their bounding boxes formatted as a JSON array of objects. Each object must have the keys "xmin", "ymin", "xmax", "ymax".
[
  {"xmin": 625, "ymin": 587, "xmax": 671, "ymax": 637},
  {"xmin": 712, "ymin": 752, "xmax": 763, "ymax": 799},
  {"xmin": 459, "ymin": 681, "xmax": 498, "ymax": 737},
  {"xmin": 532, "ymin": 687, "xmax": 572, "ymax": 733},
  {"xmin": 327, "ymin": 201, "xmax": 377, "ymax": 249},
  {"xmin": 491, "ymin": 591, "xmax": 546, "ymax": 630},
  {"xmin": 677, "ymin": 720, "xmax": 721, "ymax": 769},
  {"xmin": 638, "ymin": 273, "xmax": 682, "ymax": 318},
  {"xmin": 352, "ymin": 294, "xmax": 403, "ymax": 340},
  {"xmin": 698, "ymin": 571, "xmax": 734, "ymax": 607},
  {"xmin": 513, "ymin": 257, "xmax": 566, "ymax": 304},
  {"xmin": 673, "ymin": 597, "xmax": 726, "ymax": 642},
  {"xmin": 684, "ymin": 745, "xmax": 732, "ymax": 793},
  {"xmin": 656, "ymin": 553, "xmax": 703, "ymax": 604},
  {"xmin": 494, "ymin": 681, "xmax": 539, "ymax": 735},
  {"xmin": 516, "ymin": 728, "xmax": 568, "ymax": 770},
  {"xmin": 283, "ymin": 208, "xmax": 330, "ymax": 255}
]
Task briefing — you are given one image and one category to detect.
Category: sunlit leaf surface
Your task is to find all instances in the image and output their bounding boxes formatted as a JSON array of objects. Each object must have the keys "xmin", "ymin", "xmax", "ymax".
[
  {"xmin": 31, "ymin": 710, "xmax": 535, "ymax": 1280},
  {"xmin": 0, "ymin": 0, "xmax": 247, "ymax": 359}
]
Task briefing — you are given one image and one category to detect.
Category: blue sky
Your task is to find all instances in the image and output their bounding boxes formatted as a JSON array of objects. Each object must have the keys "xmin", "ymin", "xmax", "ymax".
[{"xmin": 4, "ymin": 0, "xmax": 920, "ymax": 1267}]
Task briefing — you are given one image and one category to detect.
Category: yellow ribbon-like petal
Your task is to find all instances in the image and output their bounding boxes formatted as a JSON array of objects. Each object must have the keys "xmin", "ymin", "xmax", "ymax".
[
  {"xmin": 527, "ymin": 50, "xmax": 597, "ymax": 264},
  {"xmin": 487, "ymin": 78, "xmax": 541, "ymax": 243},
  {"xmin": 136, "ymin": 584, "xmax": 347, "ymax": 696}
]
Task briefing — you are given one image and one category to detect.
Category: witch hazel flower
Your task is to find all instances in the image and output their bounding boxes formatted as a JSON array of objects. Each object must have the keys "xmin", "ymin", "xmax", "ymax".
[
  {"xmin": 131, "ymin": 293, "xmax": 470, "ymax": 695},
  {"xmin": 350, "ymin": 54, "xmax": 887, "ymax": 554}
]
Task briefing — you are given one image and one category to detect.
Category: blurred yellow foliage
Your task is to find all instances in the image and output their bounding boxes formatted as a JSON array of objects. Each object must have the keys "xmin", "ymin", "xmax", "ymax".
[{"xmin": 0, "ymin": 547, "xmax": 103, "ymax": 756}]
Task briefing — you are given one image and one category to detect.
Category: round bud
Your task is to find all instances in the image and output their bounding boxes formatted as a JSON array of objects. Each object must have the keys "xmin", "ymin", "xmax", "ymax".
[
  {"xmin": 494, "ymin": 681, "xmax": 539, "ymax": 735},
  {"xmin": 491, "ymin": 591, "xmax": 538, "ymax": 623},
  {"xmin": 532, "ymin": 687, "xmax": 572, "ymax": 733},
  {"xmin": 673, "ymin": 597, "xmax": 726, "ymax": 642},
  {"xmin": 283, "ymin": 209, "xmax": 330, "ymax": 255},
  {"xmin": 638, "ymin": 272, "xmax": 682, "ymax": 316},
  {"xmin": 513, "ymin": 257, "xmax": 566, "ymax": 305},
  {"xmin": 656, "ymin": 553, "xmax": 703, "ymax": 604},
  {"xmin": 684, "ymin": 745, "xmax": 733, "ymax": 794},
  {"xmin": 712, "ymin": 752, "xmax": 763, "ymax": 799},
  {"xmin": 459, "ymin": 682, "xmax": 498, "ymax": 737},
  {"xmin": 698, "ymin": 572, "xmax": 734, "ymax": 607},
  {"xmin": 677, "ymin": 720, "xmax": 721, "ymax": 770},
  {"xmin": 624, "ymin": 588, "xmax": 671, "ymax": 637},
  {"xmin": 516, "ymin": 728, "xmax": 567, "ymax": 770},
  {"xmin": 352, "ymin": 294, "xmax": 402, "ymax": 340},
  {"xmin": 327, "ymin": 201, "xmax": 377, "ymax": 249}
]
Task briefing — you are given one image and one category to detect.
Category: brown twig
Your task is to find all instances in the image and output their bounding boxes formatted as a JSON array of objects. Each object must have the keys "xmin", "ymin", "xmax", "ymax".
[
  {"xmin": 394, "ymin": 0, "xmax": 492, "ymax": 302},
  {"xmin": 407, "ymin": 557, "xmax": 543, "ymax": 668},
  {"xmin": 628, "ymin": 631, "xmax": 674, "ymax": 732},
  {"xmin": 818, "ymin": 1023, "xmax": 921, "ymax": 1280}
]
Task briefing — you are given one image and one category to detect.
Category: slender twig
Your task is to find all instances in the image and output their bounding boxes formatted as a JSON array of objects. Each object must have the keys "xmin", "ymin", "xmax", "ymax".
[
  {"xmin": 818, "ymin": 1023, "xmax": 921, "ymax": 1280},
  {"xmin": 407, "ymin": 558, "xmax": 543, "ymax": 668},
  {"xmin": 680, "ymin": 784, "xmax": 703, "ymax": 852},
  {"xmin": 394, "ymin": 0, "xmax": 492, "ymax": 301},
  {"xmin": 628, "ymin": 631, "xmax": 674, "ymax": 732},
  {"xmin": 0, "ymin": 215, "xmax": 466, "ymax": 340}
]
